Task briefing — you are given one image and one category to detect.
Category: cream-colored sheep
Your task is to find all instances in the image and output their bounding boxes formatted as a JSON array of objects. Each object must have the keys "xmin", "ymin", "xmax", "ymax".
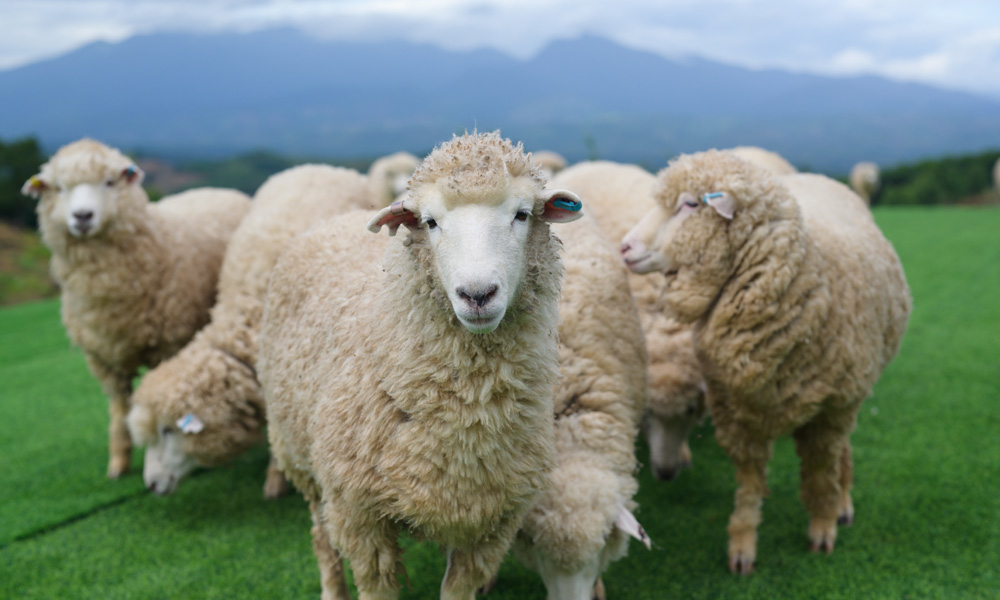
[
  {"xmin": 993, "ymin": 157, "xmax": 1000, "ymax": 194},
  {"xmin": 513, "ymin": 208, "xmax": 650, "ymax": 600},
  {"xmin": 727, "ymin": 146, "xmax": 798, "ymax": 176},
  {"xmin": 259, "ymin": 131, "xmax": 586, "ymax": 600},
  {"xmin": 849, "ymin": 161, "xmax": 880, "ymax": 205},
  {"xmin": 621, "ymin": 150, "xmax": 911, "ymax": 574},
  {"xmin": 367, "ymin": 151, "xmax": 420, "ymax": 206},
  {"xmin": 22, "ymin": 138, "xmax": 250, "ymax": 478},
  {"xmin": 127, "ymin": 164, "xmax": 377, "ymax": 497},
  {"xmin": 533, "ymin": 150, "xmax": 569, "ymax": 179},
  {"xmin": 551, "ymin": 161, "xmax": 706, "ymax": 481}
]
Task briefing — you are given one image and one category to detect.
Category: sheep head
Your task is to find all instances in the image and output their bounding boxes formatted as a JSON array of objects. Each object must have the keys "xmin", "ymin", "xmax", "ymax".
[
  {"xmin": 23, "ymin": 138, "xmax": 146, "ymax": 242},
  {"xmin": 620, "ymin": 150, "xmax": 790, "ymax": 323},
  {"xmin": 368, "ymin": 131, "xmax": 583, "ymax": 334}
]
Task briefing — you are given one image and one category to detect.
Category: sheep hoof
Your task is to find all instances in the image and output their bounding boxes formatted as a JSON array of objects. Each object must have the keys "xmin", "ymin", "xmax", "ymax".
[
  {"xmin": 810, "ymin": 538, "xmax": 835, "ymax": 554},
  {"xmin": 476, "ymin": 576, "xmax": 498, "ymax": 595},
  {"xmin": 837, "ymin": 510, "xmax": 854, "ymax": 526},
  {"xmin": 809, "ymin": 519, "xmax": 837, "ymax": 554},
  {"xmin": 106, "ymin": 457, "xmax": 130, "ymax": 479},
  {"xmin": 728, "ymin": 553, "xmax": 755, "ymax": 575},
  {"xmin": 263, "ymin": 469, "xmax": 291, "ymax": 500}
]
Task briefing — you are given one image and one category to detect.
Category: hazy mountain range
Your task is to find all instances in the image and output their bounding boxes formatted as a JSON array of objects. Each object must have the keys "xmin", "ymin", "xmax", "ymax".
[{"xmin": 2, "ymin": 28, "xmax": 999, "ymax": 172}]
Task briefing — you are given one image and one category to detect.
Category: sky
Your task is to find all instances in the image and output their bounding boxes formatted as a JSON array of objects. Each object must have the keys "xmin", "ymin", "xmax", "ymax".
[{"xmin": 2, "ymin": 0, "xmax": 1000, "ymax": 99}]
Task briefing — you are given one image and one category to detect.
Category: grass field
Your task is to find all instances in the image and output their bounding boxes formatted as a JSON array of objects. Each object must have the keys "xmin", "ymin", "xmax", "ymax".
[{"xmin": 1, "ymin": 206, "xmax": 998, "ymax": 599}]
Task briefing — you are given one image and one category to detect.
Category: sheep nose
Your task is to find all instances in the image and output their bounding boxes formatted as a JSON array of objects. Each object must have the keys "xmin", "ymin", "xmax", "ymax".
[
  {"xmin": 457, "ymin": 284, "xmax": 498, "ymax": 309},
  {"xmin": 73, "ymin": 210, "xmax": 94, "ymax": 222},
  {"xmin": 620, "ymin": 242, "xmax": 632, "ymax": 257}
]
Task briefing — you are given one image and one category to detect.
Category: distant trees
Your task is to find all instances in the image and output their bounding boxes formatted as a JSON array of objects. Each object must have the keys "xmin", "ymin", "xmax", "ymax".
[
  {"xmin": 0, "ymin": 137, "xmax": 47, "ymax": 228},
  {"xmin": 878, "ymin": 150, "xmax": 1000, "ymax": 206}
]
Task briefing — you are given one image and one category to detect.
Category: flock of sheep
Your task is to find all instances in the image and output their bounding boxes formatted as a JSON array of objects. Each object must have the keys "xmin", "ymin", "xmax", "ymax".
[{"xmin": 21, "ymin": 132, "xmax": 913, "ymax": 599}]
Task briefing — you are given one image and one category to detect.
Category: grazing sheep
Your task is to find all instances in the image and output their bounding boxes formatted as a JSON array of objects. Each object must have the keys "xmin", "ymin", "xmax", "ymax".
[
  {"xmin": 21, "ymin": 138, "xmax": 250, "ymax": 478},
  {"xmin": 727, "ymin": 146, "xmax": 798, "ymax": 176},
  {"xmin": 127, "ymin": 165, "xmax": 376, "ymax": 497},
  {"xmin": 551, "ymin": 161, "xmax": 706, "ymax": 481},
  {"xmin": 620, "ymin": 150, "xmax": 911, "ymax": 574},
  {"xmin": 259, "ymin": 131, "xmax": 585, "ymax": 600},
  {"xmin": 533, "ymin": 150, "xmax": 569, "ymax": 179},
  {"xmin": 849, "ymin": 161, "xmax": 880, "ymax": 205},
  {"xmin": 513, "ymin": 208, "xmax": 650, "ymax": 600},
  {"xmin": 367, "ymin": 151, "xmax": 420, "ymax": 206}
]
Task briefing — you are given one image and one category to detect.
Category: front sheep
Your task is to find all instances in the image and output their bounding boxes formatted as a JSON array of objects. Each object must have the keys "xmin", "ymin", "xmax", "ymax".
[
  {"xmin": 620, "ymin": 150, "xmax": 911, "ymax": 574},
  {"xmin": 22, "ymin": 138, "xmax": 251, "ymax": 478},
  {"xmin": 127, "ymin": 164, "xmax": 377, "ymax": 496},
  {"xmin": 258, "ymin": 131, "xmax": 585, "ymax": 600},
  {"xmin": 512, "ymin": 207, "xmax": 651, "ymax": 600}
]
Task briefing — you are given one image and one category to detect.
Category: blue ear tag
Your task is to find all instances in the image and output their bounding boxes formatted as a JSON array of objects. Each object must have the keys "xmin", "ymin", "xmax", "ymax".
[
  {"xmin": 552, "ymin": 198, "xmax": 582, "ymax": 212},
  {"xmin": 125, "ymin": 166, "xmax": 137, "ymax": 178},
  {"xmin": 176, "ymin": 413, "xmax": 204, "ymax": 434},
  {"xmin": 702, "ymin": 192, "xmax": 724, "ymax": 204}
]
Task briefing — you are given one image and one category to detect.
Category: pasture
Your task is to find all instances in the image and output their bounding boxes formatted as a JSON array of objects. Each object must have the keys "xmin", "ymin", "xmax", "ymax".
[{"xmin": 1, "ymin": 206, "xmax": 997, "ymax": 599}]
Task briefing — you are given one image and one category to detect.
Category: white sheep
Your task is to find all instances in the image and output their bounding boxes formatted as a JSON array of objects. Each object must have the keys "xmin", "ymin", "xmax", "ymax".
[
  {"xmin": 727, "ymin": 146, "xmax": 798, "ymax": 176},
  {"xmin": 551, "ymin": 161, "xmax": 706, "ymax": 481},
  {"xmin": 621, "ymin": 150, "xmax": 911, "ymax": 574},
  {"xmin": 993, "ymin": 157, "xmax": 1000, "ymax": 195},
  {"xmin": 258, "ymin": 131, "xmax": 586, "ymax": 600},
  {"xmin": 849, "ymin": 161, "xmax": 880, "ymax": 205},
  {"xmin": 367, "ymin": 151, "xmax": 420, "ymax": 206},
  {"xmin": 512, "ymin": 207, "xmax": 651, "ymax": 600},
  {"xmin": 127, "ymin": 164, "xmax": 377, "ymax": 497},
  {"xmin": 22, "ymin": 138, "xmax": 250, "ymax": 478},
  {"xmin": 533, "ymin": 150, "xmax": 569, "ymax": 179}
]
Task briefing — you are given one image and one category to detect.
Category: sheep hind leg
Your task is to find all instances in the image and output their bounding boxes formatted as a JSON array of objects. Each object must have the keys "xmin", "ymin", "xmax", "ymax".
[
  {"xmin": 794, "ymin": 418, "xmax": 852, "ymax": 554},
  {"xmin": 308, "ymin": 502, "xmax": 351, "ymax": 600},
  {"xmin": 837, "ymin": 443, "xmax": 855, "ymax": 526},
  {"xmin": 263, "ymin": 455, "xmax": 290, "ymax": 499}
]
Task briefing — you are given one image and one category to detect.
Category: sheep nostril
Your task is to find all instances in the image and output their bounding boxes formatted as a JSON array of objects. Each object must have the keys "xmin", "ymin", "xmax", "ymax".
[
  {"xmin": 73, "ymin": 210, "xmax": 94, "ymax": 222},
  {"xmin": 458, "ymin": 285, "xmax": 498, "ymax": 309},
  {"xmin": 620, "ymin": 242, "xmax": 631, "ymax": 257}
]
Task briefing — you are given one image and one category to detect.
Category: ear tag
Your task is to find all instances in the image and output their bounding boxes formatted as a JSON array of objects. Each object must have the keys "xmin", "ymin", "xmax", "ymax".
[
  {"xmin": 177, "ymin": 413, "xmax": 204, "ymax": 434},
  {"xmin": 701, "ymin": 192, "xmax": 724, "ymax": 204},
  {"xmin": 615, "ymin": 506, "xmax": 652, "ymax": 550},
  {"xmin": 552, "ymin": 198, "xmax": 582, "ymax": 212}
]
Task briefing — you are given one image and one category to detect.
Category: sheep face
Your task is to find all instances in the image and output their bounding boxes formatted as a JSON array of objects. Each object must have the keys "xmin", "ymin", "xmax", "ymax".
[
  {"xmin": 126, "ymin": 404, "xmax": 197, "ymax": 495},
  {"xmin": 24, "ymin": 139, "xmax": 145, "ymax": 241},
  {"xmin": 369, "ymin": 177, "xmax": 582, "ymax": 335}
]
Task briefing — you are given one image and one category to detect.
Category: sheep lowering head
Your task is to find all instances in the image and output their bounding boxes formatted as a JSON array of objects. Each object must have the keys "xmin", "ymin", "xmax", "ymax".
[{"xmin": 369, "ymin": 132, "xmax": 584, "ymax": 334}]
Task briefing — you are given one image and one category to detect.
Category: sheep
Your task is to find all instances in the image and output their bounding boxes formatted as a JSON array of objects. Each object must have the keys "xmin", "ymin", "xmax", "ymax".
[
  {"xmin": 367, "ymin": 151, "xmax": 420, "ymax": 206},
  {"xmin": 21, "ymin": 138, "xmax": 250, "ymax": 478},
  {"xmin": 550, "ymin": 161, "xmax": 706, "ymax": 482},
  {"xmin": 533, "ymin": 150, "xmax": 569, "ymax": 179},
  {"xmin": 849, "ymin": 161, "xmax": 880, "ymax": 205},
  {"xmin": 512, "ymin": 207, "xmax": 651, "ymax": 600},
  {"xmin": 993, "ymin": 157, "xmax": 1000, "ymax": 195},
  {"xmin": 727, "ymin": 146, "xmax": 798, "ymax": 176},
  {"xmin": 126, "ymin": 165, "xmax": 377, "ymax": 497},
  {"xmin": 620, "ymin": 149, "xmax": 912, "ymax": 574},
  {"xmin": 258, "ymin": 131, "xmax": 586, "ymax": 600}
]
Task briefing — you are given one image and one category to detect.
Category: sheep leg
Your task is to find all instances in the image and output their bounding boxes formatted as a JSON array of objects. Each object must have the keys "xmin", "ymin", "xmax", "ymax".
[
  {"xmin": 308, "ymin": 502, "xmax": 351, "ymax": 600},
  {"xmin": 263, "ymin": 455, "xmax": 290, "ymax": 499},
  {"xmin": 837, "ymin": 443, "xmax": 855, "ymax": 526},
  {"xmin": 793, "ymin": 417, "xmax": 853, "ymax": 554},
  {"xmin": 718, "ymin": 430, "xmax": 773, "ymax": 575},
  {"xmin": 86, "ymin": 355, "xmax": 133, "ymax": 478},
  {"xmin": 325, "ymin": 505, "xmax": 402, "ymax": 600},
  {"xmin": 441, "ymin": 515, "xmax": 521, "ymax": 600}
]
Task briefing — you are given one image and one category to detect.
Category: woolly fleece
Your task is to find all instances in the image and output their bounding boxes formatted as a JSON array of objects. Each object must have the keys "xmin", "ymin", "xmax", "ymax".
[
  {"xmin": 640, "ymin": 150, "xmax": 911, "ymax": 573},
  {"xmin": 513, "ymin": 208, "xmax": 648, "ymax": 596},
  {"xmin": 259, "ymin": 132, "xmax": 568, "ymax": 600},
  {"xmin": 29, "ymin": 138, "xmax": 250, "ymax": 478},
  {"xmin": 727, "ymin": 146, "xmax": 798, "ymax": 176},
  {"xmin": 551, "ymin": 161, "xmax": 705, "ymax": 481},
  {"xmin": 849, "ymin": 161, "xmax": 880, "ymax": 205},
  {"xmin": 128, "ymin": 165, "xmax": 377, "ymax": 496},
  {"xmin": 367, "ymin": 151, "xmax": 420, "ymax": 207}
]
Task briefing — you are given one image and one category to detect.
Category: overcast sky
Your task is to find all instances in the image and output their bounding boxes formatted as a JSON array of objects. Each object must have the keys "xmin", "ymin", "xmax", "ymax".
[{"xmin": 3, "ymin": 0, "xmax": 1000, "ymax": 98}]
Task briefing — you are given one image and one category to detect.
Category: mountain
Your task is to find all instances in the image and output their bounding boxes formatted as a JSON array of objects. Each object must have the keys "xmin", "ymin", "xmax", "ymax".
[{"xmin": 1, "ymin": 29, "xmax": 999, "ymax": 172}]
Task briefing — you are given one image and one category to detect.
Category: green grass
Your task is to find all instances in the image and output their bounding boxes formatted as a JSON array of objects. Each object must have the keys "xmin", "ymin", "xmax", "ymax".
[{"xmin": 1, "ymin": 206, "xmax": 998, "ymax": 598}]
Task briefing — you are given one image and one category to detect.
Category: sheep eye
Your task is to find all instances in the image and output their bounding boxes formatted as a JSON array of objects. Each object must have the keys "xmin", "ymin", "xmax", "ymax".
[
  {"xmin": 424, "ymin": 218, "xmax": 438, "ymax": 230},
  {"xmin": 683, "ymin": 199, "xmax": 699, "ymax": 209},
  {"xmin": 105, "ymin": 179, "xmax": 115, "ymax": 187},
  {"xmin": 514, "ymin": 210, "xmax": 530, "ymax": 222}
]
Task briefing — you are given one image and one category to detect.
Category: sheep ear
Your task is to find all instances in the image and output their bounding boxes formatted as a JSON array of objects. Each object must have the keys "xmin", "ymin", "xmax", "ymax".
[
  {"xmin": 539, "ymin": 189, "xmax": 584, "ymax": 223},
  {"xmin": 615, "ymin": 506, "xmax": 651, "ymax": 550},
  {"xmin": 702, "ymin": 191, "xmax": 735, "ymax": 220},
  {"xmin": 368, "ymin": 199, "xmax": 418, "ymax": 236},
  {"xmin": 122, "ymin": 164, "xmax": 144, "ymax": 185},
  {"xmin": 21, "ymin": 175, "xmax": 48, "ymax": 199}
]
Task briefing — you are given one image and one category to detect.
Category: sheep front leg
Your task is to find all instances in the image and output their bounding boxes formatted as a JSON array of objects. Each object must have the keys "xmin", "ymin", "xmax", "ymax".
[
  {"xmin": 793, "ymin": 416, "xmax": 854, "ymax": 554},
  {"xmin": 308, "ymin": 502, "xmax": 351, "ymax": 600},
  {"xmin": 86, "ymin": 355, "xmax": 133, "ymax": 478},
  {"xmin": 441, "ymin": 516, "xmax": 521, "ymax": 600},
  {"xmin": 717, "ymin": 429, "xmax": 773, "ymax": 575},
  {"xmin": 325, "ymin": 505, "xmax": 402, "ymax": 600},
  {"xmin": 263, "ymin": 455, "xmax": 290, "ymax": 499}
]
